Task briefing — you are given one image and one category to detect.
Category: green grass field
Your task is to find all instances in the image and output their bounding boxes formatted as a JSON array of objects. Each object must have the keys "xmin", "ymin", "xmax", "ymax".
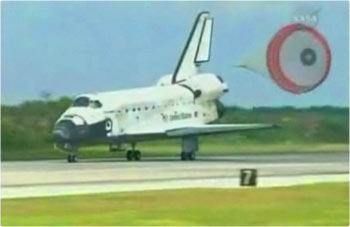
[{"xmin": 2, "ymin": 182, "xmax": 348, "ymax": 226}]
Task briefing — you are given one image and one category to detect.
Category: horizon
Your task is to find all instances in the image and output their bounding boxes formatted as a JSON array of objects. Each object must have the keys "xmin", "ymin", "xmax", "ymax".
[{"xmin": 1, "ymin": 96, "xmax": 348, "ymax": 109}]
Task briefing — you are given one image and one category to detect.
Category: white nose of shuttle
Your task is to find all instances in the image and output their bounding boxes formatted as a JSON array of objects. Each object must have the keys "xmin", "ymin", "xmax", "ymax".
[{"xmin": 53, "ymin": 106, "xmax": 107, "ymax": 144}]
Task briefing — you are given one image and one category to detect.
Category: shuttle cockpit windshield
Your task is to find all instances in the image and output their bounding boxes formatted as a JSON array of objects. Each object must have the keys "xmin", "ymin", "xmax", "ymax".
[
  {"xmin": 89, "ymin": 100, "xmax": 102, "ymax": 109},
  {"xmin": 72, "ymin": 97, "xmax": 102, "ymax": 109}
]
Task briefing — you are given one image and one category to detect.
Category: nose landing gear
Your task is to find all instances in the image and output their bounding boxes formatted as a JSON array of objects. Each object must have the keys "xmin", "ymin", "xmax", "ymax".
[{"xmin": 62, "ymin": 143, "xmax": 78, "ymax": 163}]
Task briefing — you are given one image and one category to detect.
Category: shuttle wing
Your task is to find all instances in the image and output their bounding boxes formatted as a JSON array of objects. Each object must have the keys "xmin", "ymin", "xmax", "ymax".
[
  {"xmin": 166, "ymin": 123, "xmax": 277, "ymax": 137},
  {"xmin": 108, "ymin": 124, "xmax": 276, "ymax": 142}
]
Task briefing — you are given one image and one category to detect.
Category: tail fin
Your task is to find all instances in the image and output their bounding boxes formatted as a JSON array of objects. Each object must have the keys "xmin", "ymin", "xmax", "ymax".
[{"xmin": 172, "ymin": 12, "xmax": 214, "ymax": 84}]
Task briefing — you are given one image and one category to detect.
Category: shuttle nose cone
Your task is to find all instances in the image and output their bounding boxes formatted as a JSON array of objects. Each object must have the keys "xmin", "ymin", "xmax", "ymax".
[{"xmin": 53, "ymin": 120, "xmax": 77, "ymax": 143}]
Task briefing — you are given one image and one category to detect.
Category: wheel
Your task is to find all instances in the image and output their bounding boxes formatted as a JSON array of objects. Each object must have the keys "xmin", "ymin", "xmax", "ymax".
[
  {"xmin": 188, "ymin": 152, "xmax": 196, "ymax": 161},
  {"xmin": 133, "ymin": 150, "xmax": 141, "ymax": 161},
  {"xmin": 71, "ymin": 154, "xmax": 77, "ymax": 162},
  {"xmin": 67, "ymin": 154, "xmax": 77, "ymax": 163},
  {"xmin": 181, "ymin": 152, "xmax": 187, "ymax": 161},
  {"xmin": 181, "ymin": 152, "xmax": 196, "ymax": 161},
  {"xmin": 126, "ymin": 150, "xmax": 133, "ymax": 161},
  {"xmin": 67, "ymin": 154, "xmax": 72, "ymax": 163}
]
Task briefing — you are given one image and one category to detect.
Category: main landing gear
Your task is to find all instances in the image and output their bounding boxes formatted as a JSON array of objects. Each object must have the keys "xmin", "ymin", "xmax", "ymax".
[
  {"xmin": 181, "ymin": 136, "xmax": 198, "ymax": 161},
  {"xmin": 181, "ymin": 151, "xmax": 196, "ymax": 161},
  {"xmin": 67, "ymin": 153, "xmax": 77, "ymax": 163},
  {"xmin": 126, "ymin": 143, "xmax": 141, "ymax": 161},
  {"xmin": 126, "ymin": 150, "xmax": 141, "ymax": 161}
]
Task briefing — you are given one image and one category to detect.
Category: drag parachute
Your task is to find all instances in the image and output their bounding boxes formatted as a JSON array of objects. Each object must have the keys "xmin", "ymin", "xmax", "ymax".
[
  {"xmin": 267, "ymin": 23, "xmax": 331, "ymax": 94},
  {"xmin": 236, "ymin": 19, "xmax": 331, "ymax": 94}
]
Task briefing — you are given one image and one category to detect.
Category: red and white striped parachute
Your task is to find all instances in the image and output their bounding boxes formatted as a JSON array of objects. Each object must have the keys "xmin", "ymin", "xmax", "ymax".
[
  {"xmin": 237, "ymin": 22, "xmax": 331, "ymax": 95},
  {"xmin": 266, "ymin": 23, "xmax": 331, "ymax": 94}
]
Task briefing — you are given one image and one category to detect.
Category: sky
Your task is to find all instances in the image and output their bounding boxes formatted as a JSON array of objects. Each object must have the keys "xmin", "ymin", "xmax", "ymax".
[{"xmin": 1, "ymin": 1, "xmax": 349, "ymax": 107}]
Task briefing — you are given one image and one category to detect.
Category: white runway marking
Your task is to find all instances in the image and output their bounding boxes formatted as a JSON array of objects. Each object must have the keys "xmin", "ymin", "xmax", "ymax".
[{"xmin": 2, "ymin": 152, "xmax": 348, "ymax": 199}]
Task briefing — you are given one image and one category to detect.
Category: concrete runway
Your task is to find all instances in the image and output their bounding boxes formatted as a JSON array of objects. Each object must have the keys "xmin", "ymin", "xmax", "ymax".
[{"xmin": 2, "ymin": 152, "xmax": 349, "ymax": 199}]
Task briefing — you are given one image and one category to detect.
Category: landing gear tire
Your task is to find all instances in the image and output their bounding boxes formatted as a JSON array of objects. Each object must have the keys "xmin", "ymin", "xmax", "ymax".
[
  {"xmin": 181, "ymin": 152, "xmax": 187, "ymax": 161},
  {"xmin": 181, "ymin": 152, "xmax": 196, "ymax": 161},
  {"xmin": 126, "ymin": 150, "xmax": 141, "ymax": 161},
  {"xmin": 126, "ymin": 150, "xmax": 133, "ymax": 161},
  {"xmin": 64, "ymin": 143, "xmax": 78, "ymax": 163},
  {"xmin": 188, "ymin": 152, "xmax": 196, "ymax": 161},
  {"xmin": 67, "ymin": 154, "xmax": 77, "ymax": 163},
  {"xmin": 134, "ymin": 150, "xmax": 141, "ymax": 161}
]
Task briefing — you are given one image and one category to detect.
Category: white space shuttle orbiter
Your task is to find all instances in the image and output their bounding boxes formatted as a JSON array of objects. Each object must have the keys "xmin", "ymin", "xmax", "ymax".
[{"xmin": 53, "ymin": 12, "xmax": 275, "ymax": 163}]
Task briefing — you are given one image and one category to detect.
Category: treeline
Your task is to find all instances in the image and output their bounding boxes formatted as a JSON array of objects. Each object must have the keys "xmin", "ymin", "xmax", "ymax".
[
  {"xmin": 215, "ymin": 105, "xmax": 349, "ymax": 144},
  {"xmin": 2, "ymin": 97, "xmax": 72, "ymax": 150},
  {"xmin": 1, "ymin": 97, "xmax": 349, "ymax": 151}
]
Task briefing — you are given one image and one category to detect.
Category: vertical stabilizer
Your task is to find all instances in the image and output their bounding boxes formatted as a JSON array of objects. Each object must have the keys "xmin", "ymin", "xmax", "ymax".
[{"xmin": 172, "ymin": 12, "xmax": 213, "ymax": 84}]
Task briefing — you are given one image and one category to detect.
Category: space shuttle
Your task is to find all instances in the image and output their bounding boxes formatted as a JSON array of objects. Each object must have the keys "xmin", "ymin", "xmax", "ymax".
[{"xmin": 53, "ymin": 12, "xmax": 275, "ymax": 163}]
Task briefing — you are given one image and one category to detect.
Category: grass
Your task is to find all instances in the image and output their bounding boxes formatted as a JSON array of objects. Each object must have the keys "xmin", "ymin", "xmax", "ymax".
[
  {"xmin": 2, "ymin": 142, "xmax": 348, "ymax": 161},
  {"xmin": 1, "ymin": 182, "xmax": 349, "ymax": 226}
]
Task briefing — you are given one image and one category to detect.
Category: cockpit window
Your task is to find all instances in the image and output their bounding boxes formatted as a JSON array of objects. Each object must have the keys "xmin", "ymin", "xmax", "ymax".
[
  {"xmin": 216, "ymin": 75, "xmax": 224, "ymax": 83},
  {"xmin": 72, "ymin": 97, "xmax": 90, "ymax": 107},
  {"xmin": 89, "ymin": 100, "xmax": 102, "ymax": 109},
  {"xmin": 72, "ymin": 97, "xmax": 102, "ymax": 108}
]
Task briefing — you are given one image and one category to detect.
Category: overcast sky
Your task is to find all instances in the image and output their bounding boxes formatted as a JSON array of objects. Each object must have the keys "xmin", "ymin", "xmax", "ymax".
[{"xmin": 1, "ymin": 1, "xmax": 349, "ymax": 107}]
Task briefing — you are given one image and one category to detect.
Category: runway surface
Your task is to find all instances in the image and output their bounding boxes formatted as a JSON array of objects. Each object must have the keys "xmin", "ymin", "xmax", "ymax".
[{"xmin": 2, "ymin": 152, "xmax": 349, "ymax": 199}]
